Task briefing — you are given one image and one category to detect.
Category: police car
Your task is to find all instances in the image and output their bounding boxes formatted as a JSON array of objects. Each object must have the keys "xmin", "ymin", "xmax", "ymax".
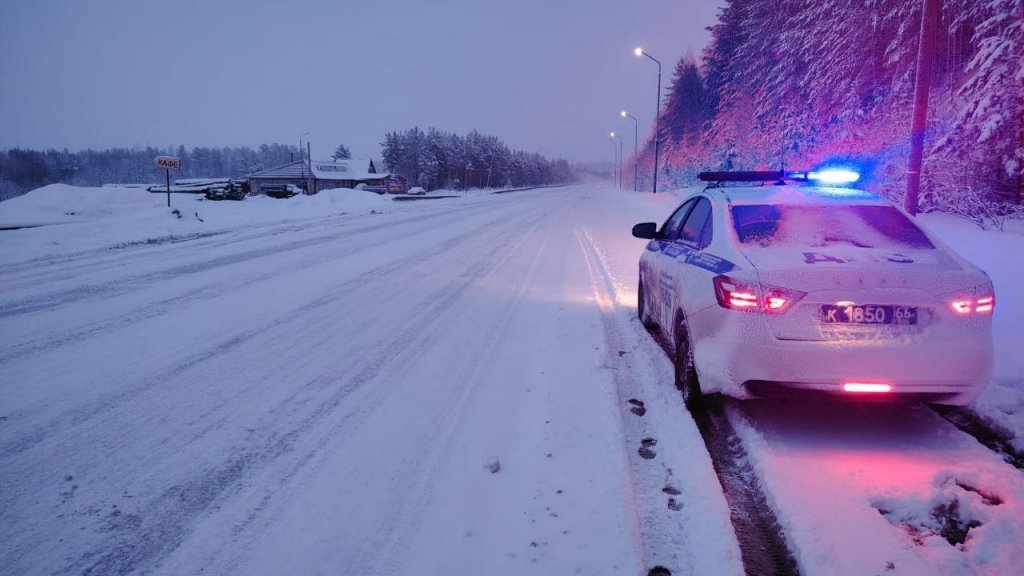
[{"xmin": 632, "ymin": 169, "xmax": 994, "ymax": 407}]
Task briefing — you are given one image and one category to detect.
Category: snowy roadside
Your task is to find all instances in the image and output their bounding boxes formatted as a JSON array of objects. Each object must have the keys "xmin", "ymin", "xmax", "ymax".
[
  {"xmin": 0, "ymin": 185, "xmax": 426, "ymax": 266},
  {"xmin": 916, "ymin": 214, "xmax": 1024, "ymax": 453}
]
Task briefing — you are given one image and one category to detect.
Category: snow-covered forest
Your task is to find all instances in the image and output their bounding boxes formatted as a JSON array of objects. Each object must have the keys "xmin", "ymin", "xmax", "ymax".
[
  {"xmin": 381, "ymin": 127, "xmax": 575, "ymax": 190},
  {"xmin": 0, "ymin": 145, "xmax": 297, "ymax": 201},
  {"xmin": 637, "ymin": 0, "xmax": 1023, "ymax": 220}
]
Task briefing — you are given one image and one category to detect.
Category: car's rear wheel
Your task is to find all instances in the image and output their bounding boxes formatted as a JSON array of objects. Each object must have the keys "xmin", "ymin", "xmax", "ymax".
[
  {"xmin": 637, "ymin": 279, "xmax": 657, "ymax": 329},
  {"xmin": 674, "ymin": 323, "xmax": 703, "ymax": 409}
]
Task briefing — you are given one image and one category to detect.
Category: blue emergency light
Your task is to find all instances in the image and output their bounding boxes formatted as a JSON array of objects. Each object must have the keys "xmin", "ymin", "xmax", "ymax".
[{"xmin": 806, "ymin": 168, "xmax": 860, "ymax": 184}]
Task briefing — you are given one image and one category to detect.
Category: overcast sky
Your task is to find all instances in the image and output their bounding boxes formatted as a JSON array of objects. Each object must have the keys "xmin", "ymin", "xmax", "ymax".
[{"xmin": 0, "ymin": 0, "xmax": 723, "ymax": 163}]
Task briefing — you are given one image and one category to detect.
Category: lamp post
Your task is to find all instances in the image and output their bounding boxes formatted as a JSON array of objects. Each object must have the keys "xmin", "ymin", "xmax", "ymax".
[
  {"xmin": 634, "ymin": 47, "xmax": 662, "ymax": 194},
  {"xmin": 620, "ymin": 110, "xmax": 638, "ymax": 191},
  {"xmin": 299, "ymin": 132, "xmax": 309, "ymax": 195},
  {"xmin": 610, "ymin": 132, "xmax": 623, "ymax": 188},
  {"xmin": 607, "ymin": 138, "xmax": 618, "ymax": 187}
]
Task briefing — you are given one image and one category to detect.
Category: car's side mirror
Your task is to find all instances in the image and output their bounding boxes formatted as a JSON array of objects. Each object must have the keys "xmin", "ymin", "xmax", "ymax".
[{"xmin": 632, "ymin": 222, "xmax": 658, "ymax": 239}]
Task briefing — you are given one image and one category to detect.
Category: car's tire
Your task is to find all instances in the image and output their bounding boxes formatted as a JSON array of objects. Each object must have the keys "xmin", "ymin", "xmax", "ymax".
[
  {"xmin": 637, "ymin": 279, "xmax": 658, "ymax": 329},
  {"xmin": 674, "ymin": 322, "xmax": 703, "ymax": 409}
]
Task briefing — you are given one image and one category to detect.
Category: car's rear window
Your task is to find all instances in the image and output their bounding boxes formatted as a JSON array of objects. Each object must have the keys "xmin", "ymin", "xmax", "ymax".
[{"xmin": 731, "ymin": 205, "xmax": 935, "ymax": 249}]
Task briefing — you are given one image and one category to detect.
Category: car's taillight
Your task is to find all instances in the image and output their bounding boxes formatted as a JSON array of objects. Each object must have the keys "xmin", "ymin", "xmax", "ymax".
[
  {"xmin": 950, "ymin": 298, "xmax": 974, "ymax": 315},
  {"xmin": 949, "ymin": 293, "xmax": 995, "ymax": 316},
  {"xmin": 843, "ymin": 382, "xmax": 892, "ymax": 393},
  {"xmin": 976, "ymin": 295, "xmax": 995, "ymax": 314},
  {"xmin": 713, "ymin": 275, "xmax": 805, "ymax": 314}
]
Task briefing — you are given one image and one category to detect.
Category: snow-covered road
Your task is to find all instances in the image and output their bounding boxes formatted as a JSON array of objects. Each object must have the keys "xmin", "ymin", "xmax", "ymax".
[{"xmin": 2, "ymin": 184, "xmax": 1022, "ymax": 576}]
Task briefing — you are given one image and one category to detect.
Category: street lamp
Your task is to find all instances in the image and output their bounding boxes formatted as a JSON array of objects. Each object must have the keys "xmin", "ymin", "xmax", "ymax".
[
  {"xmin": 620, "ymin": 110, "xmax": 638, "ymax": 191},
  {"xmin": 610, "ymin": 132, "xmax": 623, "ymax": 188},
  {"xmin": 299, "ymin": 132, "xmax": 310, "ymax": 194},
  {"xmin": 607, "ymin": 138, "xmax": 618, "ymax": 187},
  {"xmin": 634, "ymin": 47, "xmax": 662, "ymax": 194},
  {"xmin": 606, "ymin": 136, "xmax": 614, "ymax": 186}
]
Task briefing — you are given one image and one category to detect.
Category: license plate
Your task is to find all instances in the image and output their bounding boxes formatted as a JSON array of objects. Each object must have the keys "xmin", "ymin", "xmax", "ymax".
[{"xmin": 820, "ymin": 304, "xmax": 918, "ymax": 325}]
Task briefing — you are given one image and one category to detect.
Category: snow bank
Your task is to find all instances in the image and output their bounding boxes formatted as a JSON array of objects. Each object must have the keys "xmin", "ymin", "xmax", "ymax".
[
  {"xmin": 0, "ymin": 183, "xmax": 165, "ymax": 226},
  {"xmin": 283, "ymin": 187, "xmax": 391, "ymax": 214},
  {"xmin": 916, "ymin": 213, "xmax": 1024, "ymax": 451},
  {"xmin": 0, "ymin": 185, "xmax": 396, "ymax": 265}
]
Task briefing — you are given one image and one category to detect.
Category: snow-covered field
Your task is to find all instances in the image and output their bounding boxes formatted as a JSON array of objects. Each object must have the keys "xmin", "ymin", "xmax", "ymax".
[{"xmin": 1, "ymin": 184, "xmax": 1021, "ymax": 575}]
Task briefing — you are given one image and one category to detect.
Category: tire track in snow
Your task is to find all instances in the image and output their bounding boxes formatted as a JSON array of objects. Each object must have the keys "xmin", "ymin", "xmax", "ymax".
[
  {"xmin": 0, "ymin": 217, "xmax": 339, "ymax": 290},
  {"xmin": 19, "ymin": 197, "xmax": 561, "ymax": 576},
  {"xmin": 0, "ymin": 196, "xmax": 504, "ymax": 319},
  {"xmin": 341, "ymin": 196, "xmax": 567, "ymax": 576},
  {"xmin": 574, "ymin": 226, "xmax": 745, "ymax": 576},
  {"xmin": 1, "ymin": 204, "xmax": 398, "ymax": 280},
  {"xmin": 688, "ymin": 399, "xmax": 800, "ymax": 576},
  {"xmin": 577, "ymin": 221, "xmax": 799, "ymax": 575},
  {"xmin": 0, "ymin": 198, "xmax": 533, "ymax": 459},
  {"xmin": 637, "ymin": 324, "xmax": 799, "ymax": 576},
  {"xmin": 176, "ymin": 194, "xmax": 568, "ymax": 576},
  {"xmin": 932, "ymin": 405, "xmax": 1024, "ymax": 470},
  {"xmin": 0, "ymin": 196, "xmax": 515, "ymax": 365}
]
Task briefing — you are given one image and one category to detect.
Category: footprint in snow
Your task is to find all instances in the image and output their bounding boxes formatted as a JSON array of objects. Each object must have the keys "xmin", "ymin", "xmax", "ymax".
[
  {"xmin": 628, "ymin": 399, "xmax": 647, "ymax": 417},
  {"xmin": 639, "ymin": 438, "xmax": 657, "ymax": 460},
  {"xmin": 485, "ymin": 457, "xmax": 501, "ymax": 473}
]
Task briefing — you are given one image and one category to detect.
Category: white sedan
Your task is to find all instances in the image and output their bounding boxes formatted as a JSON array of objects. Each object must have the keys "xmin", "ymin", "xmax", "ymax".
[{"xmin": 633, "ymin": 170, "xmax": 994, "ymax": 407}]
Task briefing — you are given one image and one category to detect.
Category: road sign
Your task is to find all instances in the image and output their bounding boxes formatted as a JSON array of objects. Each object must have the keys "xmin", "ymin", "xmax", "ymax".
[
  {"xmin": 386, "ymin": 176, "xmax": 405, "ymax": 194},
  {"xmin": 154, "ymin": 156, "xmax": 181, "ymax": 207},
  {"xmin": 155, "ymin": 156, "xmax": 182, "ymax": 171}
]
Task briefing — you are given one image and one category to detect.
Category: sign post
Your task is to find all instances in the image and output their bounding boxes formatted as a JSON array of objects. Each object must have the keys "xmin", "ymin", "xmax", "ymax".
[{"xmin": 154, "ymin": 156, "xmax": 182, "ymax": 207}]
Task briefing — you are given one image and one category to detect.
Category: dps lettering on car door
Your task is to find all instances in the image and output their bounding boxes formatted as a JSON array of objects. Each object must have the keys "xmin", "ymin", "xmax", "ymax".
[
  {"xmin": 645, "ymin": 198, "xmax": 696, "ymax": 327},
  {"xmin": 663, "ymin": 196, "xmax": 730, "ymax": 323}
]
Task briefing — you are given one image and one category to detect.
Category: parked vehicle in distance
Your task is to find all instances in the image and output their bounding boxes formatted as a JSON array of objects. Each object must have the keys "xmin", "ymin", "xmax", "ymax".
[
  {"xmin": 262, "ymin": 183, "xmax": 303, "ymax": 198},
  {"xmin": 633, "ymin": 169, "xmax": 995, "ymax": 407},
  {"xmin": 355, "ymin": 183, "xmax": 387, "ymax": 194},
  {"xmin": 204, "ymin": 180, "xmax": 248, "ymax": 201},
  {"xmin": 407, "ymin": 186, "xmax": 426, "ymax": 195}
]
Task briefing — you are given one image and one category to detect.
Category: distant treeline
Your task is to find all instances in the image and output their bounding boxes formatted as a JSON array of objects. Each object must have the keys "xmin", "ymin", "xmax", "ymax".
[
  {"xmin": 381, "ymin": 127, "xmax": 574, "ymax": 190},
  {"xmin": 0, "ymin": 144, "xmax": 298, "ymax": 201},
  {"xmin": 0, "ymin": 132, "xmax": 577, "ymax": 201}
]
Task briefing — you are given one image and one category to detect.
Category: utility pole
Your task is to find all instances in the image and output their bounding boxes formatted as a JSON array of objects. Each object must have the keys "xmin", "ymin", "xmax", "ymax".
[
  {"xmin": 905, "ymin": 0, "xmax": 940, "ymax": 216},
  {"xmin": 1018, "ymin": 105, "xmax": 1023, "ymax": 205}
]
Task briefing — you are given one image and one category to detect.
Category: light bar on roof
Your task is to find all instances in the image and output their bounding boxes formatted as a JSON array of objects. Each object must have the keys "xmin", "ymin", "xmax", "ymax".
[{"xmin": 698, "ymin": 171, "xmax": 785, "ymax": 182}]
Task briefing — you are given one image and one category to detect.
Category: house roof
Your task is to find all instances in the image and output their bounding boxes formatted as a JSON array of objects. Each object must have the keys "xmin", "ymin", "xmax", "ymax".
[
  {"xmin": 247, "ymin": 159, "xmax": 384, "ymax": 181},
  {"xmin": 310, "ymin": 158, "xmax": 381, "ymax": 181}
]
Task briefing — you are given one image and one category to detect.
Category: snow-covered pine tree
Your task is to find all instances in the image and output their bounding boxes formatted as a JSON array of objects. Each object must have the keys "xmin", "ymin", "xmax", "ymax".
[
  {"xmin": 938, "ymin": 0, "xmax": 1023, "ymax": 204},
  {"xmin": 330, "ymin": 144, "xmax": 352, "ymax": 161}
]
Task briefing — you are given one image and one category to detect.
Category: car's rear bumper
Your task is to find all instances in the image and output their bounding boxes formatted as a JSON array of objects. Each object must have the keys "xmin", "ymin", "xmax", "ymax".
[{"xmin": 690, "ymin": 308, "xmax": 993, "ymax": 405}]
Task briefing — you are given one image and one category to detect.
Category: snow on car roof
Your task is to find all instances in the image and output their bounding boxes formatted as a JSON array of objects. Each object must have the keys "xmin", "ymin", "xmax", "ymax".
[{"xmin": 714, "ymin": 184, "xmax": 888, "ymax": 206}]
